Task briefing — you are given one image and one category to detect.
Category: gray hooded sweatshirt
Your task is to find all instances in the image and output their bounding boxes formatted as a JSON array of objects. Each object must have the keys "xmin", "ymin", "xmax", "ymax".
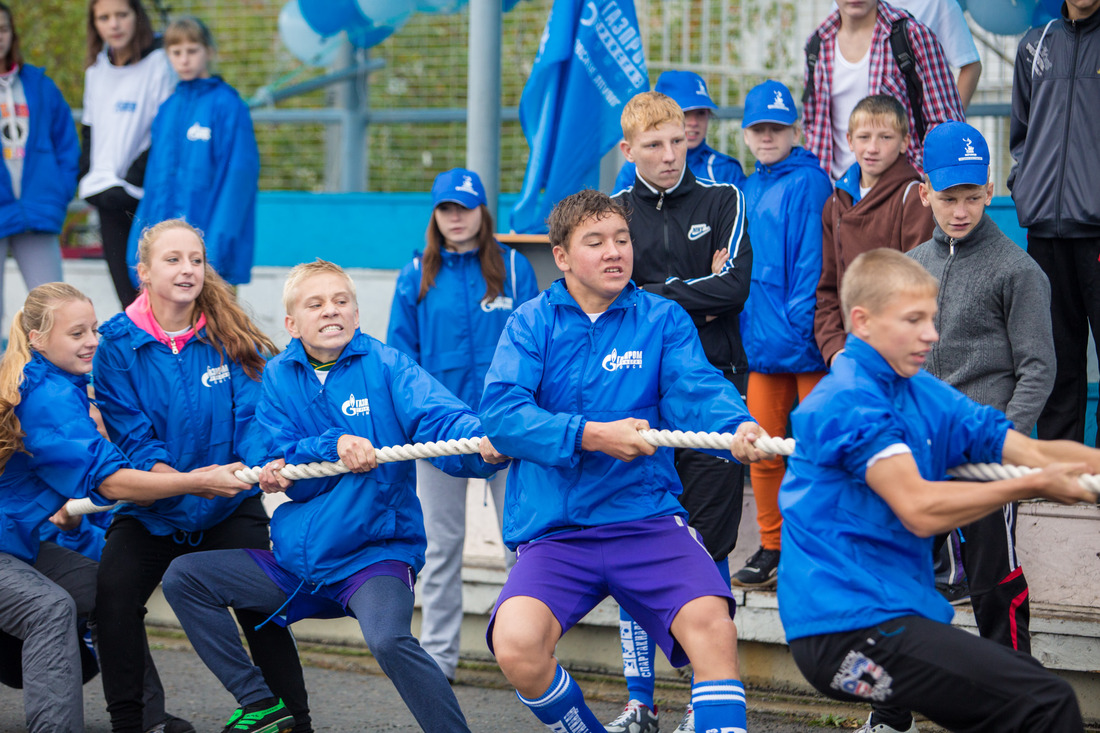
[{"xmin": 908, "ymin": 213, "xmax": 1054, "ymax": 434}]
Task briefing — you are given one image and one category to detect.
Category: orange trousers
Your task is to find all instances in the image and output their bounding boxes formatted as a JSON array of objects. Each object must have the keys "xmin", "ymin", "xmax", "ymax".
[{"xmin": 746, "ymin": 371, "xmax": 824, "ymax": 550}]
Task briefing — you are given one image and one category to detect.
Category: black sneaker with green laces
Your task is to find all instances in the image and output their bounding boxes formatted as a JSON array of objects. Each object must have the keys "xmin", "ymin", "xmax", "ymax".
[
  {"xmin": 221, "ymin": 697, "xmax": 294, "ymax": 733},
  {"xmin": 730, "ymin": 546, "xmax": 780, "ymax": 588}
]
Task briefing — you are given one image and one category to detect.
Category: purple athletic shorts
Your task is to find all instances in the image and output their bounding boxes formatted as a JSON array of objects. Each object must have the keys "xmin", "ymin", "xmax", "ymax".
[
  {"xmin": 486, "ymin": 515, "xmax": 735, "ymax": 667},
  {"xmin": 244, "ymin": 549, "xmax": 414, "ymax": 626}
]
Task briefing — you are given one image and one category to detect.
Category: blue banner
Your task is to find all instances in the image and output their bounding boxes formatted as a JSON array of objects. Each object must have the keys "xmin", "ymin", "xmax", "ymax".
[{"xmin": 510, "ymin": 0, "xmax": 648, "ymax": 234}]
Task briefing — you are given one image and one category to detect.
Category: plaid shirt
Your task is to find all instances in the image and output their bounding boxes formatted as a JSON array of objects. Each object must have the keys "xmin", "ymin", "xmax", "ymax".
[{"xmin": 802, "ymin": 1, "xmax": 964, "ymax": 174}]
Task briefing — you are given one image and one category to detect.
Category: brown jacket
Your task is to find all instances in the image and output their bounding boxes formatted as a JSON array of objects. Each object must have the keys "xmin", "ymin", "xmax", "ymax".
[{"xmin": 814, "ymin": 156, "xmax": 934, "ymax": 365}]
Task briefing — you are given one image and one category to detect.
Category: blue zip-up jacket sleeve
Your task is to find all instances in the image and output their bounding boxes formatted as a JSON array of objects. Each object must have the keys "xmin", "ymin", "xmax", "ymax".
[
  {"xmin": 785, "ymin": 170, "xmax": 834, "ymax": 353},
  {"xmin": 229, "ymin": 360, "xmax": 267, "ymax": 468},
  {"xmin": 656, "ymin": 304, "xmax": 754, "ymax": 457},
  {"xmin": 481, "ymin": 304, "xmax": 585, "ymax": 467},
  {"xmin": 45, "ymin": 71, "xmax": 80, "ymax": 205},
  {"xmin": 511, "ymin": 246, "xmax": 540, "ymax": 304},
  {"xmin": 386, "ymin": 258, "xmax": 421, "ymax": 363},
  {"xmin": 613, "ymin": 162, "xmax": 637, "ymax": 193},
  {"xmin": 204, "ymin": 90, "xmax": 259, "ymax": 284},
  {"xmin": 22, "ymin": 371, "xmax": 128, "ymax": 504},
  {"xmin": 92, "ymin": 340, "xmax": 174, "ymax": 470},
  {"xmin": 646, "ymin": 185, "xmax": 752, "ymax": 317}
]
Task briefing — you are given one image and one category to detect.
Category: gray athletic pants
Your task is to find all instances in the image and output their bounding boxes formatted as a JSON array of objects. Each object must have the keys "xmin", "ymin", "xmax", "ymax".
[
  {"xmin": 0, "ymin": 232, "xmax": 64, "ymax": 322},
  {"xmin": 416, "ymin": 460, "xmax": 513, "ymax": 680},
  {"xmin": 0, "ymin": 543, "xmax": 96, "ymax": 733}
]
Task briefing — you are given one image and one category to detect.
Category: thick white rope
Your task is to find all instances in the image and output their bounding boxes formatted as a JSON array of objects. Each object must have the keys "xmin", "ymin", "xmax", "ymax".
[{"xmin": 63, "ymin": 431, "xmax": 1097, "ymax": 516}]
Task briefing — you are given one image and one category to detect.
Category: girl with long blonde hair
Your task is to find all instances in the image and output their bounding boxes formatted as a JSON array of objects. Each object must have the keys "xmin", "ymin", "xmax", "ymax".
[{"xmin": 0, "ymin": 282, "xmax": 247, "ymax": 733}]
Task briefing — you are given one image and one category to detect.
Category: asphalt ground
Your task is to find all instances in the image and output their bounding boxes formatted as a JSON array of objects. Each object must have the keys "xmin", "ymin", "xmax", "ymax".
[{"xmin": 0, "ymin": 628, "xmax": 873, "ymax": 732}]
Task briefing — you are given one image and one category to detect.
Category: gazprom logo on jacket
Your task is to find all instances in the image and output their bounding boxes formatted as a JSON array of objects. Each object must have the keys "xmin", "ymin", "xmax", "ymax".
[
  {"xmin": 342, "ymin": 393, "xmax": 370, "ymax": 417},
  {"xmin": 602, "ymin": 348, "xmax": 643, "ymax": 372},
  {"xmin": 187, "ymin": 123, "xmax": 212, "ymax": 142},
  {"xmin": 201, "ymin": 364, "xmax": 230, "ymax": 387},
  {"xmin": 481, "ymin": 295, "xmax": 514, "ymax": 313}
]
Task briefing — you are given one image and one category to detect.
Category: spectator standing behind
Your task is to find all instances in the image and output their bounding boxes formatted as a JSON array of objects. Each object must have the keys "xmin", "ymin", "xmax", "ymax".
[
  {"xmin": 386, "ymin": 168, "xmax": 538, "ymax": 683},
  {"xmin": 890, "ymin": 0, "xmax": 982, "ymax": 108},
  {"xmin": 731, "ymin": 81, "xmax": 833, "ymax": 590},
  {"xmin": 126, "ymin": 17, "xmax": 259, "ymax": 288},
  {"xmin": 613, "ymin": 70, "xmax": 745, "ymax": 191},
  {"xmin": 815, "ymin": 94, "xmax": 934, "ymax": 368},
  {"xmin": 1010, "ymin": 0, "xmax": 1100, "ymax": 445},
  {"xmin": 892, "ymin": 121, "xmax": 1054, "ymax": 733},
  {"xmin": 79, "ymin": 0, "xmax": 175, "ymax": 307},
  {"xmin": 803, "ymin": 0, "xmax": 964, "ymax": 178},
  {"xmin": 0, "ymin": 4, "xmax": 79, "ymax": 326},
  {"xmin": 607, "ymin": 91, "xmax": 751, "ymax": 733}
]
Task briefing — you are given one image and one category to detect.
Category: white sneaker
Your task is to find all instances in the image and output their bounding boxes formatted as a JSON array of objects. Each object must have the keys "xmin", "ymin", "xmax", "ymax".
[
  {"xmin": 671, "ymin": 702, "xmax": 694, "ymax": 732},
  {"xmin": 604, "ymin": 699, "xmax": 659, "ymax": 733},
  {"xmin": 855, "ymin": 713, "xmax": 919, "ymax": 733}
]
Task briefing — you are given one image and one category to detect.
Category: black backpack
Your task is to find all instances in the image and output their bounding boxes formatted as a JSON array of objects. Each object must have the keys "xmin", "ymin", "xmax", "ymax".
[{"xmin": 803, "ymin": 16, "xmax": 927, "ymax": 144}]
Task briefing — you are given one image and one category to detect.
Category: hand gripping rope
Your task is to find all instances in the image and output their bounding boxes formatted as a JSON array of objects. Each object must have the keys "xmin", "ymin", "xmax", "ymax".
[{"xmin": 62, "ymin": 431, "xmax": 1097, "ymax": 516}]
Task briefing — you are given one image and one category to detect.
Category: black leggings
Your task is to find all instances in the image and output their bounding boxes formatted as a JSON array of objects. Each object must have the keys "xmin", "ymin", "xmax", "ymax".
[
  {"xmin": 95, "ymin": 496, "xmax": 310, "ymax": 733},
  {"xmin": 88, "ymin": 186, "xmax": 139, "ymax": 307},
  {"xmin": 790, "ymin": 615, "xmax": 1082, "ymax": 733}
]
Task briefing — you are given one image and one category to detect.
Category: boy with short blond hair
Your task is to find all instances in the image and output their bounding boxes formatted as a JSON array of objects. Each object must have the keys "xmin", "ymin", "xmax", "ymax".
[
  {"xmin": 482, "ymin": 189, "xmax": 767, "ymax": 733},
  {"xmin": 815, "ymin": 94, "xmax": 934, "ymax": 367},
  {"xmin": 161, "ymin": 259, "xmax": 504, "ymax": 733},
  {"xmin": 610, "ymin": 91, "xmax": 752, "ymax": 732},
  {"xmin": 780, "ymin": 247, "xmax": 1092, "ymax": 732}
]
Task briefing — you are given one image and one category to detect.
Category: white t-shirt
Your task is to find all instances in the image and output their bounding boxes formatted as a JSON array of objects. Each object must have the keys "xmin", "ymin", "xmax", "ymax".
[
  {"xmin": 830, "ymin": 0, "xmax": 980, "ymax": 69},
  {"xmin": 829, "ymin": 36, "xmax": 870, "ymax": 180},
  {"xmin": 79, "ymin": 48, "xmax": 176, "ymax": 200},
  {"xmin": 889, "ymin": 0, "xmax": 980, "ymax": 69}
]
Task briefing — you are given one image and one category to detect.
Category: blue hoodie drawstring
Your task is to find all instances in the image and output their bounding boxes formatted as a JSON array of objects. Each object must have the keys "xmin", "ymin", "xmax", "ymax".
[{"xmin": 254, "ymin": 578, "xmax": 307, "ymax": 630}]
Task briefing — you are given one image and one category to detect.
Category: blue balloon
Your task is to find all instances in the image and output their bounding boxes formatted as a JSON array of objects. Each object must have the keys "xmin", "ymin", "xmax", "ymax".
[
  {"xmin": 416, "ymin": 0, "xmax": 468, "ymax": 14},
  {"xmin": 956, "ymin": 0, "xmax": 966, "ymax": 10},
  {"xmin": 299, "ymin": 0, "xmax": 363, "ymax": 36},
  {"xmin": 278, "ymin": 0, "xmax": 344, "ymax": 66},
  {"xmin": 967, "ymin": 0, "xmax": 1038, "ymax": 35},
  {"xmin": 357, "ymin": 0, "xmax": 415, "ymax": 27}
]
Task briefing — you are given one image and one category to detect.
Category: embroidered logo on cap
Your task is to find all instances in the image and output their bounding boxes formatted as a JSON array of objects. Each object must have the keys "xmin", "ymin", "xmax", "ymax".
[
  {"xmin": 957, "ymin": 137, "xmax": 983, "ymax": 163},
  {"xmin": 767, "ymin": 90, "xmax": 790, "ymax": 111},
  {"xmin": 455, "ymin": 175, "xmax": 479, "ymax": 196}
]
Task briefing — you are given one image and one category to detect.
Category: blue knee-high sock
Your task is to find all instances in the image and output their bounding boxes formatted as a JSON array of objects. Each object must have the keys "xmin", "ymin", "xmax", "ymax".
[
  {"xmin": 518, "ymin": 664, "xmax": 604, "ymax": 732},
  {"xmin": 692, "ymin": 679, "xmax": 746, "ymax": 733},
  {"xmin": 618, "ymin": 607, "xmax": 656, "ymax": 709}
]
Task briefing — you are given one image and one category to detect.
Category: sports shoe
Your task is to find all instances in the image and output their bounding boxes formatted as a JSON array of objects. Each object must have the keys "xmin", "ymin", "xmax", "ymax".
[
  {"xmin": 855, "ymin": 713, "xmax": 919, "ymax": 732},
  {"xmin": 220, "ymin": 698, "xmax": 295, "ymax": 733},
  {"xmin": 671, "ymin": 701, "xmax": 694, "ymax": 732},
  {"xmin": 730, "ymin": 546, "xmax": 780, "ymax": 588},
  {"xmin": 935, "ymin": 579, "xmax": 971, "ymax": 605},
  {"xmin": 604, "ymin": 699, "xmax": 659, "ymax": 733},
  {"xmin": 145, "ymin": 716, "xmax": 197, "ymax": 733}
]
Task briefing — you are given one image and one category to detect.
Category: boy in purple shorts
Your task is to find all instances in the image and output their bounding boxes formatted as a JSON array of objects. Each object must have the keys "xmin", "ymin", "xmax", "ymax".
[
  {"xmin": 480, "ymin": 190, "xmax": 771, "ymax": 733},
  {"xmin": 161, "ymin": 260, "xmax": 505, "ymax": 733}
]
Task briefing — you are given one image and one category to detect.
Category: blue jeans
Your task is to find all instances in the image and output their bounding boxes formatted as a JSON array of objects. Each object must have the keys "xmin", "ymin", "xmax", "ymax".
[{"xmin": 162, "ymin": 549, "xmax": 469, "ymax": 732}]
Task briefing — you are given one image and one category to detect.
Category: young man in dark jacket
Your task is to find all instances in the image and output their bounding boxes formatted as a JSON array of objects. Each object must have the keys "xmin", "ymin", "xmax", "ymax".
[
  {"xmin": 607, "ymin": 90, "xmax": 751, "ymax": 733},
  {"xmin": 1010, "ymin": 0, "xmax": 1100, "ymax": 444}
]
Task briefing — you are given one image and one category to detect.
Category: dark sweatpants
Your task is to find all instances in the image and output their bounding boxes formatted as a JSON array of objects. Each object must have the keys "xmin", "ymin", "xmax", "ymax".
[
  {"xmin": 1027, "ymin": 235, "xmax": 1100, "ymax": 445},
  {"xmin": 790, "ymin": 615, "xmax": 1083, "ymax": 733}
]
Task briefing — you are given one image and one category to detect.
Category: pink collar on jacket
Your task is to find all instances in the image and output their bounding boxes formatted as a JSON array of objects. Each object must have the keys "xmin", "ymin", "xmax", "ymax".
[{"xmin": 125, "ymin": 290, "xmax": 207, "ymax": 350}]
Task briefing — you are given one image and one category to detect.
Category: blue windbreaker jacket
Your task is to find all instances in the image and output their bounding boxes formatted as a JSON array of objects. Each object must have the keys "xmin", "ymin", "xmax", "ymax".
[
  {"xmin": 0, "ymin": 65, "xmax": 80, "ymax": 239},
  {"xmin": 481, "ymin": 280, "xmax": 754, "ymax": 549},
  {"xmin": 92, "ymin": 312, "xmax": 263, "ymax": 535},
  {"xmin": 255, "ymin": 332, "xmax": 497, "ymax": 585},
  {"xmin": 739, "ymin": 147, "xmax": 833, "ymax": 374},
  {"xmin": 613, "ymin": 140, "xmax": 747, "ymax": 191},
  {"xmin": 387, "ymin": 243, "xmax": 538, "ymax": 410},
  {"xmin": 777, "ymin": 336, "xmax": 1011, "ymax": 641},
  {"xmin": 126, "ymin": 76, "xmax": 259, "ymax": 285},
  {"xmin": 0, "ymin": 355, "xmax": 123, "ymax": 563}
]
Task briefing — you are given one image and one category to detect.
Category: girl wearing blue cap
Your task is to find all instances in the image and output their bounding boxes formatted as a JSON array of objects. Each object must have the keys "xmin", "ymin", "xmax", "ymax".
[{"xmin": 386, "ymin": 168, "xmax": 538, "ymax": 682}]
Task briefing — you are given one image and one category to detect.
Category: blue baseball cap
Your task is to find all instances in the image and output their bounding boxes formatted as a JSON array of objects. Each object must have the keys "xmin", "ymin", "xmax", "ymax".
[
  {"xmin": 431, "ymin": 168, "xmax": 487, "ymax": 209},
  {"xmin": 742, "ymin": 80, "xmax": 798, "ymax": 128},
  {"xmin": 923, "ymin": 121, "xmax": 990, "ymax": 191},
  {"xmin": 655, "ymin": 70, "xmax": 718, "ymax": 113}
]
